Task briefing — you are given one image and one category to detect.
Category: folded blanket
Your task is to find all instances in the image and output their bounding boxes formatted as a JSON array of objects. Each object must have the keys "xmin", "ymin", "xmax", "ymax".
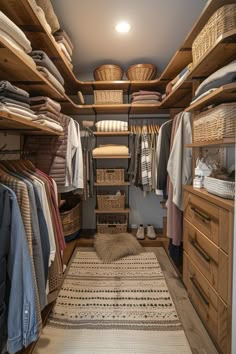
[
  {"xmin": 58, "ymin": 42, "xmax": 72, "ymax": 63},
  {"xmin": 33, "ymin": 110, "xmax": 61, "ymax": 123},
  {"xmin": 0, "ymin": 81, "xmax": 29, "ymax": 97},
  {"xmin": 35, "ymin": 114, "xmax": 62, "ymax": 125},
  {"xmin": 132, "ymin": 95, "xmax": 161, "ymax": 102},
  {"xmin": 92, "ymin": 145, "xmax": 129, "ymax": 157},
  {"xmin": 194, "ymin": 60, "xmax": 236, "ymax": 100},
  {"xmin": 54, "ymin": 28, "xmax": 74, "ymax": 51},
  {"xmin": 0, "ymin": 91, "xmax": 30, "ymax": 104},
  {"xmin": 132, "ymin": 91, "xmax": 161, "ymax": 97},
  {"xmin": 30, "ymin": 96, "xmax": 61, "ymax": 111},
  {"xmin": 0, "ymin": 103, "xmax": 35, "ymax": 120},
  {"xmin": 191, "ymin": 88, "xmax": 217, "ymax": 104},
  {"xmin": 29, "ymin": 0, "xmax": 52, "ymax": 33},
  {"xmin": 33, "ymin": 118, "xmax": 63, "ymax": 131},
  {"xmin": 37, "ymin": 66, "xmax": 65, "ymax": 94},
  {"xmin": 172, "ymin": 70, "xmax": 190, "ymax": 91},
  {"xmin": 30, "ymin": 102, "xmax": 61, "ymax": 115},
  {"xmin": 36, "ymin": 0, "xmax": 60, "ymax": 33},
  {"xmin": 0, "ymin": 96, "xmax": 30, "ymax": 109},
  {"xmin": 56, "ymin": 36, "xmax": 72, "ymax": 56},
  {"xmin": 131, "ymin": 100, "xmax": 161, "ymax": 104},
  {"xmin": 0, "ymin": 11, "xmax": 32, "ymax": 53},
  {"xmin": 95, "ymin": 120, "xmax": 128, "ymax": 132},
  {"xmin": 3, "ymin": 101, "xmax": 34, "ymax": 113},
  {"xmin": 30, "ymin": 50, "xmax": 64, "ymax": 85}
]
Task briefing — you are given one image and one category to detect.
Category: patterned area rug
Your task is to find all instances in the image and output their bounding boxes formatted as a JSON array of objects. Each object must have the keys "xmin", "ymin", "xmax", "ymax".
[{"xmin": 34, "ymin": 250, "xmax": 192, "ymax": 353}]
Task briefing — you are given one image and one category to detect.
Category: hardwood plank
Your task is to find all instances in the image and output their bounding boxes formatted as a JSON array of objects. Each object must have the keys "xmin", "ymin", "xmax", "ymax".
[
  {"xmin": 160, "ymin": 49, "xmax": 192, "ymax": 81},
  {"xmin": 94, "ymin": 104, "xmax": 130, "ymax": 114},
  {"xmin": 149, "ymin": 247, "xmax": 218, "ymax": 354},
  {"xmin": 161, "ymin": 81, "xmax": 192, "ymax": 108}
]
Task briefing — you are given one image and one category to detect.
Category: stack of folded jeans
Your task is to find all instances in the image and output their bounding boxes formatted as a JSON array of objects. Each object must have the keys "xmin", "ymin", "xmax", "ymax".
[{"xmin": 131, "ymin": 90, "xmax": 162, "ymax": 104}]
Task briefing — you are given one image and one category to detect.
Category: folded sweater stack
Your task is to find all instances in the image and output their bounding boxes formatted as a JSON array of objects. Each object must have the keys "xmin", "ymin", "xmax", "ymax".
[
  {"xmin": 30, "ymin": 50, "xmax": 65, "ymax": 94},
  {"xmin": 0, "ymin": 81, "xmax": 38, "ymax": 121},
  {"xmin": 131, "ymin": 90, "xmax": 162, "ymax": 104},
  {"xmin": 30, "ymin": 96, "xmax": 63, "ymax": 131},
  {"xmin": 0, "ymin": 11, "xmax": 32, "ymax": 54},
  {"xmin": 54, "ymin": 29, "xmax": 74, "ymax": 70}
]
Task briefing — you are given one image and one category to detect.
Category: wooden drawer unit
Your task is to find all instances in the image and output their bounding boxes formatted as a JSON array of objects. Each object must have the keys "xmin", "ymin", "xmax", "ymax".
[
  {"xmin": 184, "ymin": 219, "xmax": 228, "ymax": 304},
  {"xmin": 184, "ymin": 253, "xmax": 228, "ymax": 353},
  {"xmin": 184, "ymin": 190, "xmax": 230, "ymax": 253}
]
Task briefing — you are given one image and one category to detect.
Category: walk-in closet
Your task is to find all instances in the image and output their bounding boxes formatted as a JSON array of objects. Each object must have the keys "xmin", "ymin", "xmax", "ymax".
[{"xmin": 0, "ymin": 1, "xmax": 235, "ymax": 353}]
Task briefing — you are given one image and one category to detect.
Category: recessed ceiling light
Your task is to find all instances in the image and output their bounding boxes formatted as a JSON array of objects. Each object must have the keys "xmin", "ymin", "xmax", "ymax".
[{"xmin": 115, "ymin": 22, "xmax": 131, "ymax": 33}]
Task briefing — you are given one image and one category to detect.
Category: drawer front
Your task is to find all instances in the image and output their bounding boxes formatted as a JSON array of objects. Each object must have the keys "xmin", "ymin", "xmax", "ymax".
[
  {"xmin": 184, "ymin": 219, "xmax": 228, "ymax": 304},
  {"xmin": 184, "ymin": 191, "xmax": 222, "ymax": 247},
  {"xmin": 184, "ymin": 253, "xmax": 228, "ymax": 353}
]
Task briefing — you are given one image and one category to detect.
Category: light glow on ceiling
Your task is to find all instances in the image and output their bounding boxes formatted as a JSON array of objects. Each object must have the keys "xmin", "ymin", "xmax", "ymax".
[{"xmin": 115, "ymin": 21, "xmax": 131, "ymax": 33}]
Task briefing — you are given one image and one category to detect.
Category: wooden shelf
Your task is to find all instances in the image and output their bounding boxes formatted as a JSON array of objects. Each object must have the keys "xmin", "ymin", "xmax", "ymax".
[
  {"xmin": 0, "ymin": 35, "xmax": 65, "ymax": 100},
  {"xmin": 129, "ymin": 103, "xmax": 164, "ymax": 114},
  {"xmin": 161, "ymin": 80, "xmax": 192, "ymax": 108},
  {"xmin": 93, "ymin": 155, "xmax": 131, "ymax": 159},
  {"xmin": 95, "ymin": 208, "xmax": 130, "ymax": 214},
  {"xmin": 189, "ymin": 30, "xmax": 236, "ymax": 79},
  {"xmin": 94, "ymin": 132, "xmax": 130, "ymax": 136},
  {"xmin": 186, "ymin": 138, "xmax": 235, "ymax": 148},
  {"xmin": 184, "ymin": 185, "xmax": 234, "ymax": 212},
  {"xmin": 186, "ymin": 83, "xmax": 236, "ymax": 112},
  {"xmin": 0, "ymin": 110, "xmax": 62, "ymax": 135},
  {"xmin": 94, "ymin": 182, "xmax": 130, "ymax": 186},
  {"xmin": 93, "ymin": 104, "xmax": 130, "ymax": 114}
]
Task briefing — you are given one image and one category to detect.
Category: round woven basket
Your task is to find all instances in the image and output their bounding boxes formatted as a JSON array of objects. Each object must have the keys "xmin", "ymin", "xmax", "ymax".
[
  {"xmin": 126, "ymin": 63, "xmax": 157, "ymax": 80},
  {"xmin": 93, "ymin": 64, "xmax": 123, "ymax": 81}
]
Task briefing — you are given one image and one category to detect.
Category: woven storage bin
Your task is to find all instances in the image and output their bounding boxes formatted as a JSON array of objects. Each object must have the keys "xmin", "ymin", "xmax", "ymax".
[
  {"xmin": 97, "ymin": 192, "xmax": 125, "ymax": 210},
  {"xmin": 96, "ymin": 168, "xmax": 124, "ymax": 184},
  {"xmin": 94, "ymin": 90, "xmax": 123, "ymax": 104},
  {"xmin": 93, "ymin": 64, "xmax": 123, "ymax": 81},
  {"xmin": 97, "ymin": 214, "xmax": 127, "ymax": 234},
  {"xmin": 204, "ymin": 177, "xmax": 235, "ymax": 199},
  {"xmin": 126, "ymin": 63, "xmax": 157, "ymax": 80},
  {"xmin": 192, "ymin": 4, "xmax": 236, "ymax": 65},
  {"xmin": 60, "ymin": 196, "xmax": 81, "ymax": 237},
  {"xmin": 193, "ymin": 103, "xmax": 236, "ymax": 142}
]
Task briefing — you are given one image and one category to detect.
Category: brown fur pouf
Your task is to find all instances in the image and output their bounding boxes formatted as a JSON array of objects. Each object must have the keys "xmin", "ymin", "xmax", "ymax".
[{"xmin": 94, "ymin": 232, "xmax": 144, "ymax": 263}]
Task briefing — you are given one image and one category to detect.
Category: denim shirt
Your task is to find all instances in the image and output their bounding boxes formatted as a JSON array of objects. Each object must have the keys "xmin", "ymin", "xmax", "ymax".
[{"xmin": 0, "ymin": 184, "xmax": 38, "ymax": 354}]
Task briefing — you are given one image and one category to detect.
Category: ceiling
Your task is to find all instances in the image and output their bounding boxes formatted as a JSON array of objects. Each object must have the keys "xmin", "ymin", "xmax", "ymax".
[{"xmin": 51, "ymin": 0, "xmax": 208, "ymax": 80}]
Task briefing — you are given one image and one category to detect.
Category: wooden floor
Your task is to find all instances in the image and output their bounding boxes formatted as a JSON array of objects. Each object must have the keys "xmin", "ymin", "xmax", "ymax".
[{"xmin": 18, "ymin": 235, "xmax": 218, "ymax": 354}]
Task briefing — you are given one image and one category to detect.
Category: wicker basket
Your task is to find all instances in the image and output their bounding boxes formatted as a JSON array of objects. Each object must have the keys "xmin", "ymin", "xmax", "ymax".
[
  {"xmin": 93, "ymin": 64, "xmax": 123, "ymax": 81},
  {"xmin": 60, "ymin": 196, "xmax": 81, "ymax": 237},
  {"xmin": 97, "ymin": 214, "xmax": 127, "ymax": 233},
  {"xmin": 96, "ymin": 168, "xmax": 124, "ymax": 184},
  {"xmin": 97, "ymin": 192, "xmax": 125, "ymax": 210},
  {"xmin": 126, "ymin": 63, "xmax": 157, "ymax": 80},
  {"xmin": 192, "ymin": 4, "xmax": 236, "ymax": 65},
  {"xmin": 204, "ymin": 176, "xmax": 235, "ymax": 199},
  {"xmin": 94, "ymin": 90, "xmax": 123, "ymax": 104},
  {"xmin": 193, "ymin": 103, "xmax": 236, "ymax": 142}
]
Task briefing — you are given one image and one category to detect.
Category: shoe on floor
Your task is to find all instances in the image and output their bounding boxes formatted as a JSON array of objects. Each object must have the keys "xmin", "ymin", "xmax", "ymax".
[
  {"xmin": 147, "ymin": 224, "xmax": 156, "ymax": 239},
  {"xmin": 136, "ymin": 224, "xmax": 145, "ymax": 240}
]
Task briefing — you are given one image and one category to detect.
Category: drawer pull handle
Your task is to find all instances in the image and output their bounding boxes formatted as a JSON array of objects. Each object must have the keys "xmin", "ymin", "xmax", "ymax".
[
  {"xmin": 190, "ymin": 277, "xmax": 209, "ymax": 306},
  {"xmin": 190, "ymin": 239, "xmax": 211, "ymax": 263},
  {"xmin": 191, "ymin": 207, "xmax": 211, "ymax": 222}
]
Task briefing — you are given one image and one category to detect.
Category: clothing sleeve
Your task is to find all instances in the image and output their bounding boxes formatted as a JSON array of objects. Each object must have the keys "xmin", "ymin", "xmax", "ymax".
[
  {"xmin": 167, "ymin": 112, "xmax": 192, "ymax": 211},
  {"xmin": 6, "ymin": 188, "xmax": 38, "ymax": 354},
  {"xmin": 72, "ymin": 122, "xmax": 84, "ymax": 189}
]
